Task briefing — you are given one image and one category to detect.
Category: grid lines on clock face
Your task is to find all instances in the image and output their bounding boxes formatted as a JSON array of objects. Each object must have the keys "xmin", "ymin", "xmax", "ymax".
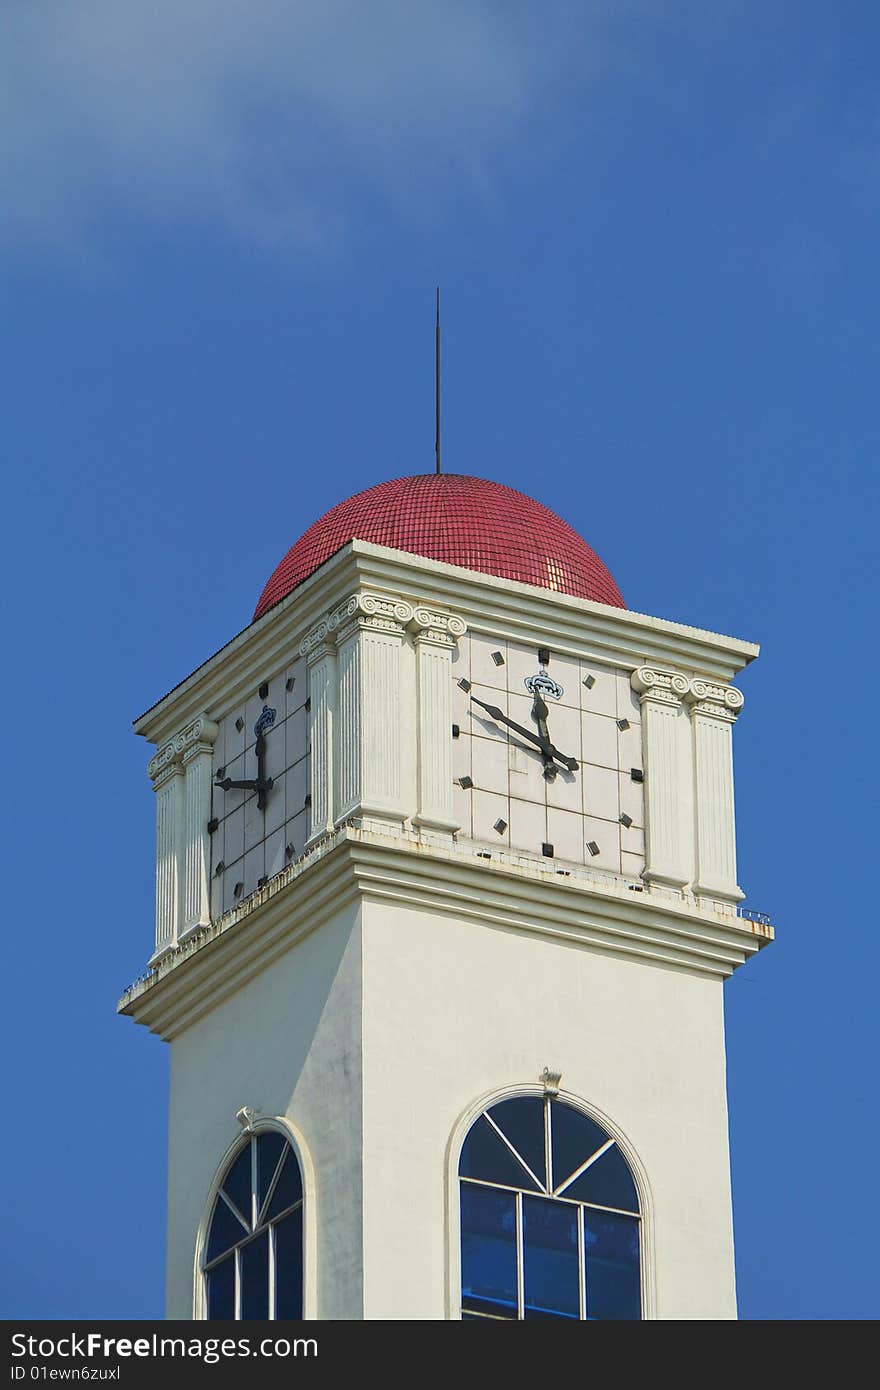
[{"xmin": 451, "ymin": 634, "xmax": 644, "ymax": 875}]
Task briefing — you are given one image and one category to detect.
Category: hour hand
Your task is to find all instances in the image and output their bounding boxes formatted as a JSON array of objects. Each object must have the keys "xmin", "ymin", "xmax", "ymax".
[
  {"xmin": 216, "ymin": 776, "xmax": 274, "ymax": 792},
  {"xmin": 470, "ymin": 695, "xmax": 577, "ymax": 771},
  {"xmin": 470, "ymin": 695, "xmax": 537, "ymax": 746}
]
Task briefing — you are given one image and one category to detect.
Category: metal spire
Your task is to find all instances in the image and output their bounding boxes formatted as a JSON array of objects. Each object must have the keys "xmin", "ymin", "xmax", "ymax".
[{"xmin": 435, "ymin": 287, "xmax": 441, "ymax": 474}]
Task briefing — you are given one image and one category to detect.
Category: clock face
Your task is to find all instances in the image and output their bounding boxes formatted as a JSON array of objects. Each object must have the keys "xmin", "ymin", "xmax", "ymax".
[
  {"xmin": 451, "ymin": 633, "xmax": 644, "ymax": 876},
  {"xmin": 209, "ymin": 656, "xmax": 310, "ymax": 919}
]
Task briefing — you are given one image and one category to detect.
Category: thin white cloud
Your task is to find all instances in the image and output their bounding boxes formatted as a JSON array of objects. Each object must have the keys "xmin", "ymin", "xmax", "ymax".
[{"xmin": 0, "ymin": 1, "xmax": 571, "ymax": 252}]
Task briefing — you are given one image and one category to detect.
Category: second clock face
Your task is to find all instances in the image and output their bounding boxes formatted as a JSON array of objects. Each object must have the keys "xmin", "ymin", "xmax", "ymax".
[
  {"xmin": 209, "ymin": 657, "xmax": 310, "ymax": 919},
  {"xmin": 451, "ymin": 634, "xmax": 644, "ymax": 876}
]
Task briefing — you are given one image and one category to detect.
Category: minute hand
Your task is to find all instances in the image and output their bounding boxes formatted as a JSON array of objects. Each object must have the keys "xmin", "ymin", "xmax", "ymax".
[{"xmin": 470, "ymin": 696, "xmax": 577, "ymax": 771}]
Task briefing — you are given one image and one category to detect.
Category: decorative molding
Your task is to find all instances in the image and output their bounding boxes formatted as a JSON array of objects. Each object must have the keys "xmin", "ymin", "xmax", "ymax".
[
  {"xmin": 408, "ymin": 605, "xmax": 467, "ymax": 648},
  {"xmin": 685, "ymin": 678, "xmax": 745, "ymax": 724},
  {"xmin": 631, "ymin": 668, "xmax": 693, "ymax": 890},
  {"xmin": 298, "ymin": 590, "xmax": 466, "ymax": 834},
  {"xmin": 305, "ymin": 644, "xmax": 337, "ymax": 845},
  {"xmin": 540, "ymin": 1068, "xmax": 562, "ymax": 1097},
  {"xmin": 299, "ymin": 591, "xmax": 415, "ymax": 657},
  {"xmin": 631, "ymin": 667, "xmax": 690, "ymax": 708},
  {"xmin": 147, "ymin": 714, "xmax": 219, "ymax": 784},
  {"xmin": 119, "ymin": 824, "xmax": 773, "ymax": 1040},
  {"xmin": 632, "ymin": 669, "xmax": 744, "ymax": 722},
  {"xmin": 633, "ymin": 667, "xmax": 744, "ymax": 903},
  {"xmin": 410, "ymin": 605, "xmax": 466, "ymax": 832},
  {"xmin": 134, "ymin": 543, "xmax": 758, "ymax": 754},
  {"xmin": 686, "ymin": 682, "xmax": 744, "ymax": 901},
  {"xmin": 146, "ymin": 714, "xmax": 219, "ymax": 957}
]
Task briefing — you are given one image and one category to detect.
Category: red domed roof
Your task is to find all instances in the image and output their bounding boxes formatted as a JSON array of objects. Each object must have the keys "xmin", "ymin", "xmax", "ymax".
[{"xmin": 253, "ymin": 474, "xmax": 624, "ymax": 620}]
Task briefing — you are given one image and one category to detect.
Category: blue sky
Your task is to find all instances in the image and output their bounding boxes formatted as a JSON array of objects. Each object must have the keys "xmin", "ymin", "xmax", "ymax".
[{"xmin": 2, "ymin": 2, "xmax": 877, "ymax": 1319}]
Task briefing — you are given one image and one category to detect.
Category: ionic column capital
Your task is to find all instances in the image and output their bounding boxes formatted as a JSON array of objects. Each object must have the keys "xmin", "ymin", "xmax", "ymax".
[
  {"xmin": 631, "ymin": 666, "xmax": 690, "ymax": 707},
  {"xmin": 684, "ymin": 679, "xmax": 744, "ymax": 724},
  {"xmin": 407, "ymin": 605, "xmax": 467, "ymax": 649},
  {"xmin": 299, "ymin": 591, "xmax": 416, "ymax": 656},
  {"xmin": 147, "ymin": 714, "xmax": 219, "ymax": 785}
]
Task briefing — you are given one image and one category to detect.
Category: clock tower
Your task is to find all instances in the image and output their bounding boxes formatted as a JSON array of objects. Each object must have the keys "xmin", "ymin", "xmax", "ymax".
[{"xmin": 120, "ymin": 473, "xmax": 772, "ymax": 1321}]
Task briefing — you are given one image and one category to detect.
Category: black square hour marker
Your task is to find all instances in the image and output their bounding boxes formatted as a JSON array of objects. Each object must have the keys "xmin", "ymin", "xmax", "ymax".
[
  {"xmin": 285, "ymin": 843, "xmax": 295, "ymax": 860},
  {"xmin": 458, "ymin": 678, "xmax": 472, "ymax": 692},
  {"xmin": 304, "ymin": 697, "xmax": 311, "ymax": 712},
  {"xmin": 207, "ymin": 818, "xmax": 219, "ymax": 835},
  {"xmin": 459, "ymin": 776, "xmax": 473, "ymax": 790},
  {"xmin": 214, "ymin": 860, "xmax": 226, "ymax": 876},
  {"xmin": 286, "ymin": 677, "xmax": 296, "ymax": 692},
  {"xmin": 304, "ymin": 793, "xmax": 312, "ymax": 807},
  {"xmin": 235, "ymin": 717, "xmax": 244, "ymax": 732},
  {"xmin": 216, "ymin": 765, "xmax": 226, "ymax": 779},
  {"xmin": 494, "ymin": 818, "xmax": 507, "ymax": 834},
  {"xmin": 233, "ymin": 881, "xmax": 244, "ymax": 898},
  {"xmin": 617, "ymin": 718, "xmax": 630, "ymax": 731},
  {"xmin": 542, "ymin": 842, "xmax": 554, "ymax": 858},
  {"xmin": 630, "ymin": 768, "xmax": 644, "ymax": 782},
  {"xmin": 257, "ymin": 875, "xmax": 268, "ymax": 889},
  {"xmin": 587, "ymin": 841, "xmax": 600, "ymax": 856},
  {"xmin": 491, "ymin": 651, "xmax": 505, "ymax": 666},
  {"xmin": 620, "ymin": 813, "xmax": 633, "ymax": 829},
  {"xmin": 583, "ymin": 673, "xmax": 596, "ymax": 689},
  {"xmin": 258, "ymin": 682, "xmax": 269, "ymax": 699},
  {"xmin": 452, "ymin": 724, "xmax": 460, "ymax": 738},
  {"xmin": 538, "ymin": 648, "xmax": 551, "ymax": 666}
]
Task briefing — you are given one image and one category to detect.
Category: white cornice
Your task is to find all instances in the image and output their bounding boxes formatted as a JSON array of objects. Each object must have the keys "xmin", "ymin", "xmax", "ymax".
[
  {"xmin": 118, "ymin": 825, "xmax": 773, "ymax": 1040},
  {"xmin": 133, "ymin": 542, "xmax": 759, "ymax": 749}
]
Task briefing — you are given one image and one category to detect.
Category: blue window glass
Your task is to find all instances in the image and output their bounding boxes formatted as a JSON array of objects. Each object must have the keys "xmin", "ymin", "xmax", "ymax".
[
  {"xmin": 489, "ymin": 1098, "xmax": 546, "ymax": 1190},
  {"xmin": 459, "ymin": 1096, "xmax": 642, "ymax": 1320},
  {"xmin": 257, "ymin": 1131, "xmax": 286, "ymax": 1215},
  {"xmin": 584, "ymin": 1211, "xmax": 641, "ymax": 1320},
  {"xmin": 565, "ymin": 1144, "xmax": 639, "ymax": 1213},
  {"xmin": 240, "ymin": 1230, "xmax": 269, "ymax": 1320},
  {"xmin": 206, "ymin": 1195, "xmax": 248, "ymax": 1263},
  {"xmin": 522, "ymin": 1196, "xmax": 579, "ymax": 1320},
  {"xmin": 206, "ymin": 1254, "xmax": 235, "ymax": 1319},
  {"xmin": 205, "ymin": 1132, "xmax": 305, "ymax": 1322},
  {"xmin": 549, "ymin": 1102, "xmax": 608, "ymax": 1194},
  {"xmin": 274, "ymin": 1208, "xmax": 304, "ymax": 1320},
  {"xmin": 265, "ymin": 1149, "xmax": 303, "ymax": 1221},
  {"xmin": 459, "ymin": 1115, "xmax": 541, "ymax": 1192},
  {"xmin": 222, "ymin": 1147, "xmax": 253, "ymax": 1227},
  {"xmin": 460, "ymin": 1184, "xmax": 517, "ymax": 1318}
]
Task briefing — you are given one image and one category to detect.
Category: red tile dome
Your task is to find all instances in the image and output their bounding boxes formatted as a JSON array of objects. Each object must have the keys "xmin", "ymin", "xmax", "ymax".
[{"xmin": 253, "ymin": 474, "xmax": 624, "ymax": 620}]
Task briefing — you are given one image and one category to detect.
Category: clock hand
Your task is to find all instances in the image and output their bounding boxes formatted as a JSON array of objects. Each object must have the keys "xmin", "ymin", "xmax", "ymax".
[
  {"xmin": 530, "ymin": 694, "xmax": 557, "ymax": 778},
  {"xmin": 255, "ymin": 731, "xmax": 271, "ymax": 810},
  {"xmin": 470, "ymin": 696, "xmax": 578, "ymax": 771},
  {"xmin": 532, "ymin": 693, "xmax": 550, "ymax": 741},
  {"xmin": 215, "ymin": 729, "xmax": 275, "ymax": 806},
  {"xmin": 216, "ymin": 777, "xmax": 274, "ymax": 792}
]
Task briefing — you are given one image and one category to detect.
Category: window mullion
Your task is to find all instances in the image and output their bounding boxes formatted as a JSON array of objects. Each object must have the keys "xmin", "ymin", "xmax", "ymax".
[
  {"xmin": 578, "ymin": 1206, "xmax": 586, "ymax": 1321},
  {"xmin": 545, "ymin": 1097, "xmax": 553, "ymax": 1196},
  {"xmin": 234, "ymin": 1247, "xmax": 242, "ymax": 1320},
  {"xmin": 516, "ymin": 1191, "xmax": 524, "ymax": 1320},
  {"xmin": 268, "ymin": 1223, "xmax": 276, "ymax": 1321},
  {"xmin": 251, "ymin": 1137, "xmax": 258, "ymax": 1231}
]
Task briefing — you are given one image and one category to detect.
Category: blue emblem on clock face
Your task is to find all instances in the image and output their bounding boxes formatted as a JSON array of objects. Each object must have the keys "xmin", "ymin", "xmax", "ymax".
[
  {"xmin": 253, "ymin": 705, "xmax": 277, "ymax": 738},
  {"xmin": 524, "ymin": 669, "xmax": 563, "ymax": 701}
]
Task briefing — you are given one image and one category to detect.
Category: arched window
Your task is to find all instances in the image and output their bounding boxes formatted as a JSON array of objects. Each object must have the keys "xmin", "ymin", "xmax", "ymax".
[
  {"xmin": 203, "ymin": 1130, "xmax": 303, "ymax": 1320},
  {"xmin": 459, "ymin": 1096, "xmax": 641, "ymax": 1320}
]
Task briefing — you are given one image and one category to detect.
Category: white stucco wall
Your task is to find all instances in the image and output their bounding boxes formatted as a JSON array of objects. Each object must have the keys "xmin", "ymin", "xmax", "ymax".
[
  {"xmin": 359, "ymin": 898, "xmax": 737, "ymax": 1321},
  {"xmin": 164, "ymin": 902, "xmax": 363, "ymax": 1319}
]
